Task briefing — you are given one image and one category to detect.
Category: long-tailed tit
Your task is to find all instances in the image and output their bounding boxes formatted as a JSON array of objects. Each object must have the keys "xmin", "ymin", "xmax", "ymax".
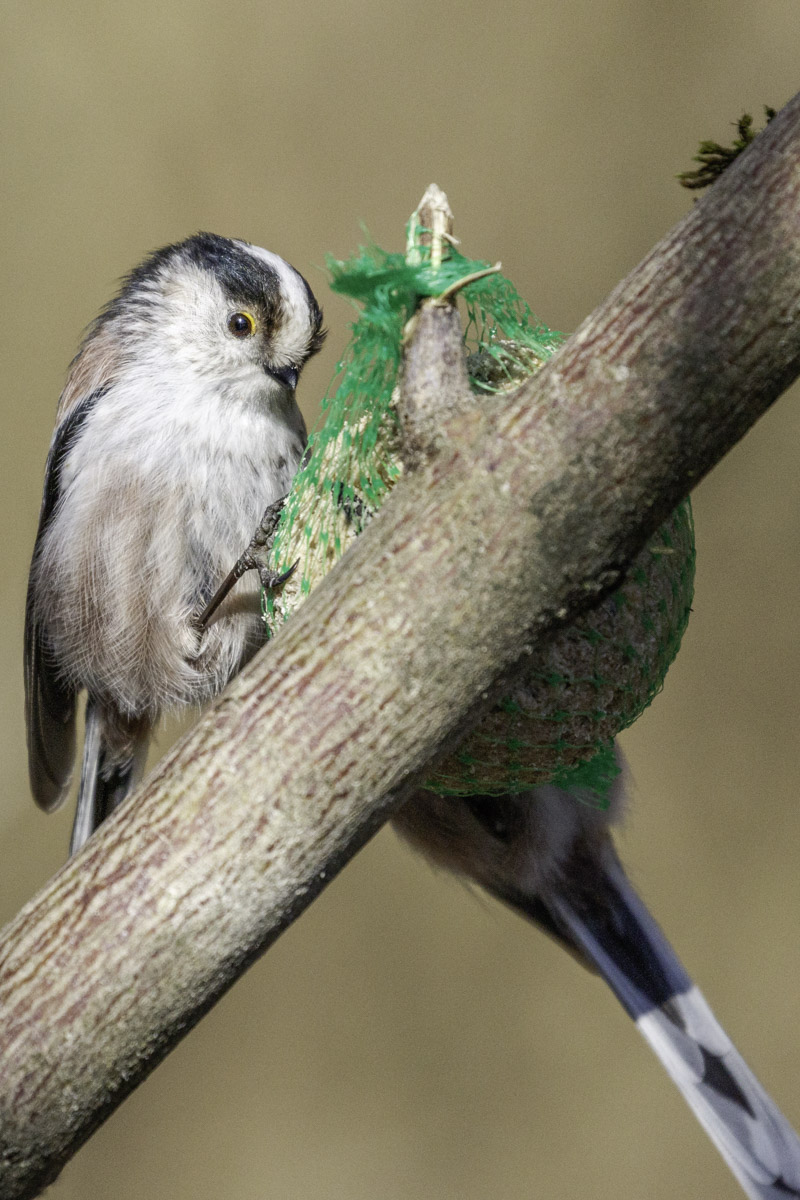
[
  {"xmin": 25, "ymin": 233, "xmax": 324, "ymax": 855},
  {"xmin": 394, "ymin": 760, "xmax": 800, "ymax": 1199}
]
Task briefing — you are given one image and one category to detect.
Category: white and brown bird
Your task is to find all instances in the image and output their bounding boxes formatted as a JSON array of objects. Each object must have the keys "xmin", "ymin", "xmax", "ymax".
[{"xmin": 25, "ymin": 232, "xmax": 324, "ymax": 854}]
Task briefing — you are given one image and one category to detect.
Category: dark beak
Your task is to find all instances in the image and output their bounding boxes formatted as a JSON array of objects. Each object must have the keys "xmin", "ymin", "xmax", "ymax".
[{"xmin": 267, "ymin": 364, "xmax": 298, "ymax": 391}]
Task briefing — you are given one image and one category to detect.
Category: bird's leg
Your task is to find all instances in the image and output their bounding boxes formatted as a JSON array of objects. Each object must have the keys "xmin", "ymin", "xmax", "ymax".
[{"xmin": 194, "ymin": 498, "xmax": 297, "ymax": 632}]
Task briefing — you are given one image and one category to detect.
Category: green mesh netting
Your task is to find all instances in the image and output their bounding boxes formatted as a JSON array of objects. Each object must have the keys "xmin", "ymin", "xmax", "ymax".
[
  {"xmin": 267, "ymin": 236, "xmax": 563, "ymax": 605},
  {"xmin": 430, "ymin": 500, "xmax": 695, "ymax": 800},
  {"xmin": 264, "ymin": 232, "xmax": 695, "ymax": 808}
]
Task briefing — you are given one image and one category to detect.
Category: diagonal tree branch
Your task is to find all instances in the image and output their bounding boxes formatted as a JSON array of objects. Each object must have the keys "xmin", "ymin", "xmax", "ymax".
[{"xmin": 2, "ymin": 93, "xmax": 800, "ymax": 1200}]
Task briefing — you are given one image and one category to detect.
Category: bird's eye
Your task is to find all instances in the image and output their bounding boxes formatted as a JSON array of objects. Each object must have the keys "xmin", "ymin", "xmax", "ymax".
[{"xmin": 227, "ymin": 311, "xmax": 256, "ymax": 338}]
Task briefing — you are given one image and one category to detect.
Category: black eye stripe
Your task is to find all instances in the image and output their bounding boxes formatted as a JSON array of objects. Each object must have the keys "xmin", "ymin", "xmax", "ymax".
[{"xmin": 186, "ymin": 233, "xmax": 284, "ymax": 314}]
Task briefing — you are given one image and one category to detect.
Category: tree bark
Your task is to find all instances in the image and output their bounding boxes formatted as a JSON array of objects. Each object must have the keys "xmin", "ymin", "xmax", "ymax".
[{"xmin": 3, "ymin": 94, "xmax": 800, "ymax": 1199}]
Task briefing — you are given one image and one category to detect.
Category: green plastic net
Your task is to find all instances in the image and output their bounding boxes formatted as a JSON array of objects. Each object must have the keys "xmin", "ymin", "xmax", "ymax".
[{"xmin": 264, "ymin": 230, "xmax": 695, "ymax": 807}]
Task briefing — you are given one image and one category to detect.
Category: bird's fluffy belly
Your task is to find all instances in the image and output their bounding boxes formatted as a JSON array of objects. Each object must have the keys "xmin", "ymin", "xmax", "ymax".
[{"xmin": 34, "ymin": 440, "xmax": 281, "ymax": 718}]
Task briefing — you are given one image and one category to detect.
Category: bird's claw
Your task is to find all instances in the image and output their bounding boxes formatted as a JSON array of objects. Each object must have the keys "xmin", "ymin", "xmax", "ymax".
[
  {"xmin": 248, "ymin": 498, "xmax": 286, "ymax": 552},
  {"xmin": 254, "ymin": 558, "xmax": 299, "ymax": 592},
  {"xmin": 244, "ymin": 498, "xmax": 298, "ymax": 591},
  {"xmin": 194, "ymin": 497, "xmax": 293, "ymax": 631},
  {"xmin": 244, "ymin": 497, "xmax": 297, "ymax": 591}
]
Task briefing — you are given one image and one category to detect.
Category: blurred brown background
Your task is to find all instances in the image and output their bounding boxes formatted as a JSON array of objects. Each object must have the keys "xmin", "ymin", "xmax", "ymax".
[{"xmin": 1, "ymin": 2, "xmax": 799, "ymax": 1198}]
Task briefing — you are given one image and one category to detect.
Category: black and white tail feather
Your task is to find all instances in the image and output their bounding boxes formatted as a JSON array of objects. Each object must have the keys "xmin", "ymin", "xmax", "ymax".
[
  {"xmin": 546, "ymin": 861, "xmax": 800, "ymax": 1199},
  {"xmin": 393, "ymin": 760, "xmax": 800, "ymax": 1199}
]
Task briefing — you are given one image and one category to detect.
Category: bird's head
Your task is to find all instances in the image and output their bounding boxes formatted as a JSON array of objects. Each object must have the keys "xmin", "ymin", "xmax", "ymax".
[{"xmin": 61, "ymin": 232, "xmax": 326, "ymax": 415}]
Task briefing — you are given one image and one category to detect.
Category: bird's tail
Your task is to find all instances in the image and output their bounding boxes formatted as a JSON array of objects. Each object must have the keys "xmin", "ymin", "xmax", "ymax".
[
  {"xmin": 503, "ymin": 855, "xmax": 800, "ymax": 1200},
  {"xmin": 70, "ymin": 698, "xmax": 149, "ymax": 855}
]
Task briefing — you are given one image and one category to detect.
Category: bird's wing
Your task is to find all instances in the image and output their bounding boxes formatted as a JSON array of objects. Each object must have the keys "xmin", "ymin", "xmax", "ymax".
[{"xmin": 24, "ymin": 394, "xmax": 100, "ymax": 811}]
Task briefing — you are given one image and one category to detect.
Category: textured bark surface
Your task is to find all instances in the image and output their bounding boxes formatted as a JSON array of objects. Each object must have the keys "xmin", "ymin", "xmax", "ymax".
[
  {"xmin": 2, "ymin": 94, "xmax": 800, "ymax": 1199},
  {"xmin": 394, "ymin": 299, "xmax": 474, "ymax": 467}
]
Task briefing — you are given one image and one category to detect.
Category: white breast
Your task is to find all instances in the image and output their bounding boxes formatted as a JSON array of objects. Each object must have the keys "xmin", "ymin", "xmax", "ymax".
[{"xmin": 35, "ymin": 369, "xmax": 307, "ymax": 719}]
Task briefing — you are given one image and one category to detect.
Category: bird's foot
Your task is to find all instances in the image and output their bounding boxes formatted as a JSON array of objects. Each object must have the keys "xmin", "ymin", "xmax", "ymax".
[{"xmin": 195, "ymin": 497, "xmax": 295, "ymax": 631}]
